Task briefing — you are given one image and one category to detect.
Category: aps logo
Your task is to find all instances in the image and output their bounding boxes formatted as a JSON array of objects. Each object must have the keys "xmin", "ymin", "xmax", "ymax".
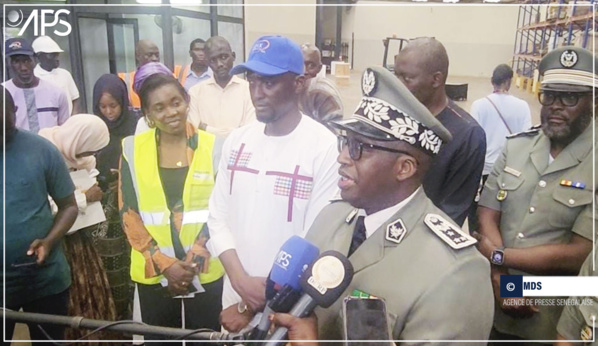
[{"xmin": 6, "ymin": 9, "xmax": 72, "ymax": 37}]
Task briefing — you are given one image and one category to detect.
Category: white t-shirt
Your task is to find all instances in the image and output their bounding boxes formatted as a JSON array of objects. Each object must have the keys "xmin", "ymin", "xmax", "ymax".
[
  {"xmin": 470, "ymin": 93, "xmax": 532, "ymax": 175},
  {"xmin": 34, "ymin": 65, "xmax": 80, "ymax": 114},
  {"xmin": 207, "ymin": 115, "xmax": 340, "ymax": 308},
  {"xmin": 187, "ymin": 76, "xmax": 256, "ymax": 137}
]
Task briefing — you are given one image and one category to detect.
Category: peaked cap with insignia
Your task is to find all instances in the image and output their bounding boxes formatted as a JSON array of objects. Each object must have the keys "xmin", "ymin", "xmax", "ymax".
[
  {"xmin": 331, "ymin": 66, "xmax": 452, "ymax": 156},
  {"xmin": 539, "ymin": 46, "xmax": 597, "ymax": 92}
]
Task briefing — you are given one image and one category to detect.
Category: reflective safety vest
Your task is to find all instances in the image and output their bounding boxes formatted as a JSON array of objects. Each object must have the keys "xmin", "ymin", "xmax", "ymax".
[
  {"xmin": 119, "ymin": 65, "xmax": 183, "ymax": 109},
  {"xmin": 122, "ymin": 128, "xmax": 224, "ymax": 285},
  {"xmin": 118, "ymin": 71, "xmax": 141, "ymax": 109},
  {"xmin": 177, "ymin": 65, "xmax": 190, "ymax": 86}
]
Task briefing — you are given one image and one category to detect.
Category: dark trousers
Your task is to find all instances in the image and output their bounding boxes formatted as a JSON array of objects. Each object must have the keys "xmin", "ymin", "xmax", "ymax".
[
  {"xmin": 4, "ymin": 288, "xmax": 70, "ymax": 345},
  {"xmin": 137, "ymin": 277, "xmax": 223, "ymax": 345}
]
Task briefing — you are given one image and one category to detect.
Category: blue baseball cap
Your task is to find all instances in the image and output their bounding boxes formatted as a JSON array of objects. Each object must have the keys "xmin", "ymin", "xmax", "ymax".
[
  {"xmin": 5, "ymin": 37, "xmax": 34, "ymax": 57},
  {"xmin": 230, "ymin": 35, "xmax": 304, "ymax": 76}
]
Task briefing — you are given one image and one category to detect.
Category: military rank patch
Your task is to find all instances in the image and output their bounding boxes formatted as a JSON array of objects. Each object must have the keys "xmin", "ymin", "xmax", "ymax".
[
  {"xmin": 506, "ymin": 124, "xmax": 541, "ymax": 139},
  {"xmin": 385, "ymin": 219, "xmax": 407, "ymax": 244},
  {"xmin": 424, "ymin": 214, "xmax": 477, "ymax": 249},
  {"xmin": 581, "ymin": 323, "xmax": 593, "ymax": 341},
  {"xmin": 560, "ymin": 179, "xmax": 586, "ymax": 189},
  {"xmin": 345, "ymin": 209, "xmax": 359, "ymax": 223}
]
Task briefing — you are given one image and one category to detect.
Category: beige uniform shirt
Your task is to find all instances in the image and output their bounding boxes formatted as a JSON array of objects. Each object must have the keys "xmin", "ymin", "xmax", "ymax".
[
  {"xmin": 479, "ymin": 123, "xmax": 595, "ymax": 340},
  {"xmin": 306, "ymin": 189, "xmax": 494, "ymax": 345}
]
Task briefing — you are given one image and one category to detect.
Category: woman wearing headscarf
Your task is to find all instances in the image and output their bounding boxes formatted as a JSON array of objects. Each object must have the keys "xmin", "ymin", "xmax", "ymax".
[
  {"xmin": 119, "ymin": 63, "xmax": 224, "ymax": 344},
  {"xmin": 92, "ymin": 74, "xmax": 137, "ymax": 322},
  {"xmin": 39, "ymin": 114, "xmax": 118, "ymax": 342}
]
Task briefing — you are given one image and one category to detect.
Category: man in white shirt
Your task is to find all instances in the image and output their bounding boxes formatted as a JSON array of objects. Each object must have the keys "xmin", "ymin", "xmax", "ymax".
[
  {"xmin": 32, "ymin": 36, "xmax": 81, "ymax": 115},
  {"xmin": 207, "ymin": 35, "xmax": 339, "ymax": 333},
  {"xmin": 188, "ymin": 36, "xmax": 255, "ymax": 137},
  {"xmin": 470, "ymin": 64, "xmax": 532, "ymax": 180}
]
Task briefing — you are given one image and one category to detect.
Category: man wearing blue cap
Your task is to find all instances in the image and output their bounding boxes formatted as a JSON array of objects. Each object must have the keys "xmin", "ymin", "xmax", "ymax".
[
  {"xmin": 303, "ymin": 66, "xmax": 493, "ymax": 342},
  {"xmin": 475, "ymin": 46, "xmax": 595, "ymax": 341},
  {"xmin": 3, "ymin": 37, "xmax": 70, "ymax": 133},
  {"xmin": 207, "ymin": 35, "xmax": 339, "ymax": 332}
]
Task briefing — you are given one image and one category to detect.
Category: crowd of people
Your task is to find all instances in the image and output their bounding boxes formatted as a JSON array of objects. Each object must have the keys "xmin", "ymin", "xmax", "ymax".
[{"xmin": 1, "ymin": 31, "xmax": 596, "ymax": 346}]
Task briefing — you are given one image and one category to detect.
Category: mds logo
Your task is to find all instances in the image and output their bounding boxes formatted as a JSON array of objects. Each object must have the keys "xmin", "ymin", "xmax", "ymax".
[{"xmin": 6, "ymin": 9, "xmax": 72, "ymax": 36}]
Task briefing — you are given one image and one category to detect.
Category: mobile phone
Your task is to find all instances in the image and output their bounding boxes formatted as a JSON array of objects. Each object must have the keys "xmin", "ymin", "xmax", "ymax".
[{"xmin": 342, "ymin": 297, "xmax": 392, "ymax": 346}]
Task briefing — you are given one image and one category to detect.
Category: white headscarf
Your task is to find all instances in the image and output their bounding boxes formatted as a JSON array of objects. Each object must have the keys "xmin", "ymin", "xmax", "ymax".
[{"xmin": 39, "ymin": 114, "xmax": 110, "ymax": 171}]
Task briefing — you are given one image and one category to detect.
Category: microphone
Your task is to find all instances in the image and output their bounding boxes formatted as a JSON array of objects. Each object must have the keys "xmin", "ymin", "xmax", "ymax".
[
  {"xmin": 264, "ymin": 250, "xmax": 354, "ymax": 346},
  {"xmin": 248, "ymin": 236, "xmax": 319, "ymax": 343}
]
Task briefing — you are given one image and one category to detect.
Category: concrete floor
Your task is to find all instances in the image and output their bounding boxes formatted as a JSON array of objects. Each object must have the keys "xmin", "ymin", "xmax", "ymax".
[
  {"xmin": 9, "ymin": 70, "xmax": 541, "ymax": 346},
  {"xmin": 332, "ymin": 69, "xmax": 541, "ymax": 124}
]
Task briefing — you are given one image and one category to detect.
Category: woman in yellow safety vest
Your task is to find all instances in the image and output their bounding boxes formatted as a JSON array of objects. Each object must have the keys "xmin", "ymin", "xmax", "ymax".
[{"xmin": 118, "ymin": 71, "xmax": 224, "ymax": 342}]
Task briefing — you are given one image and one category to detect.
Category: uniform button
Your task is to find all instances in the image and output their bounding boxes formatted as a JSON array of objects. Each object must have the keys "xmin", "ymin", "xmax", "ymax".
[
  {"xmin": 529, "ymin": 206, "xmax": 535, "ymax": 213},
  {"xmin": 501, "ymin": 183, "xmax": 506, "ymax": 188},
  {"xmin": 538, "ymin": 180, "xmax": 546, "ymax": 188},
  {"xmin": 569, "ymin": 199, "xmax": 575, "ymax": 205},
  {"xmin": 517, "ymin": 232, "xmax": 525, "ymax": 239}
]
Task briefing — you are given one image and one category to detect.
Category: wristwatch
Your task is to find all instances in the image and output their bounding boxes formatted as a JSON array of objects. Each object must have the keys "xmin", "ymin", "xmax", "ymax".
[
  {"xmin": 237, "ymin": 301, "xmax": 248, "ymax": 314},
  {"xmin": 490, "ymin": 246, "xmax": 505, "ymax": 266}
]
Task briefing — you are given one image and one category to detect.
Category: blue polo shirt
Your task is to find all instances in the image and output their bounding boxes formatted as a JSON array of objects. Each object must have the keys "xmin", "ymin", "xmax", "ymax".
[{"xmin": 1, "ymin": 129, "xmax": 75, "ymax": 306}]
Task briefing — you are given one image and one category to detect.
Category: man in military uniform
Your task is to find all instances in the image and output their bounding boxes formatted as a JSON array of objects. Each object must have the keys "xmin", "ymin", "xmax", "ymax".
[
  {"xmin": 305, "ymin": 66, "xmax": 494, "ymax": 343},
  {"xmin": 476, "ymin": 46, "xmax": 596, "ymax": 342},
  {"xmin": 555, "ymin": 246, "xmax": 597, "ymax": 345}
]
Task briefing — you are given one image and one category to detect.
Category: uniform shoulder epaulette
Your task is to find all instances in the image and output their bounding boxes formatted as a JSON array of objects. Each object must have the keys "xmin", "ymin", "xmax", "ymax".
[
  {"xmin": 506, "ymin": 124, "xmax": 541, "ymax": 139},
  {"xmin": 424, "ymin": 214, "xmax": 477, "ymax": 250}
]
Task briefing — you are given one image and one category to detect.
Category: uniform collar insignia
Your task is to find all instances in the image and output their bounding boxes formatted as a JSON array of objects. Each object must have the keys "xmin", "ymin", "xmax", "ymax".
[{"xmin": 385, "ymin": 218, "xmax": 407, "ymax": 244}]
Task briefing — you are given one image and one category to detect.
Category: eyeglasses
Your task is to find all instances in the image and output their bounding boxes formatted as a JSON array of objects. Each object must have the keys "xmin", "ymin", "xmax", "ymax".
[
  {"xmin": 538, "ymin": 91, "xmax": 592, "ymax": 107},
  {"xmin": 337, "ymin": 135, "xmax": 410, "ymax": 161}
]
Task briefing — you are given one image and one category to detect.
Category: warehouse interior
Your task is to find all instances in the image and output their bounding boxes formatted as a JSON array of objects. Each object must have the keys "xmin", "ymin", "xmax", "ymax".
[{"xmin": 3, "ymin": 0, "xmax": 596, "ymax": 343}]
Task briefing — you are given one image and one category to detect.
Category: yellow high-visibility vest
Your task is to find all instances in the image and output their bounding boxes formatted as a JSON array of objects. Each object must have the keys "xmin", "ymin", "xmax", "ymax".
[{"xmin": 122, "ymin": 128, "xmax": 224, "ymax": 285}]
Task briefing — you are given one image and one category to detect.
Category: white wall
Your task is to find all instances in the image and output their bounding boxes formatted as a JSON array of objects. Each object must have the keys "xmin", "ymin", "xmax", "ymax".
[
  {"xmin": 342, "ymin": 3, "xmax": 519, "ymax": 78},
  {"xmin": 244, "ymin": 0, "xmax": 317, "ymax": 58}
]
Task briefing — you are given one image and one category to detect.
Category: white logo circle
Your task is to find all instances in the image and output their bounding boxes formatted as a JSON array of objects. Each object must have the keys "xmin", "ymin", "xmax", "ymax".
[
  {"xmin": 560, "ymin": 50, "xmax": 578, "ymax": 68},
  {"xmin": 506, "ymin": 282, "xmax": 516, "ymax": 292},
  {"xmin": 7, "ymin": 10, "xmax": 24, "ymax": 27},
  {"xmin": 311, "ymin": 256, "xmax": 345, "ymax": 289}
]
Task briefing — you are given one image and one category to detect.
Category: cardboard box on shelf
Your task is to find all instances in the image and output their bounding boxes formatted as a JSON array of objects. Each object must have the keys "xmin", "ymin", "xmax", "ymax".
[{"xmin": 568, "ymin": 1, "xmax": 592, "ymax": 18}]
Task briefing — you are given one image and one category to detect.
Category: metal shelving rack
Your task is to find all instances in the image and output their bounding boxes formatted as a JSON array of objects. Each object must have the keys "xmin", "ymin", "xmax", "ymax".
[{"xmin": 512, "ymin": 0, "xmax": 596, "ymax": 93}]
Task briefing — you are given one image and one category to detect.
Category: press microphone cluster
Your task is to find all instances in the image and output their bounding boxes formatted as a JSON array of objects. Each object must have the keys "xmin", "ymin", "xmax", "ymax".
[{"xmin": 247, "ymin": 236, "xmax": 354, "ymax": 346}]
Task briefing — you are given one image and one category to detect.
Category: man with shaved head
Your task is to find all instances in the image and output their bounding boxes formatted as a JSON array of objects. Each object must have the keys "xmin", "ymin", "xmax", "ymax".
[
  {"xmin": 299, "ymin": 43, "xmax": 344, "ymax": 130},
  {"xmin": 394, "ymin": 37, "xmax": 486, "ymax": 228},
  {"xmin": 119, "ymin": 39, "xmax": 162, "ymax": 109},
  {"xmin": 188, "ymin": 36, "xmax": 255, "ymax": 138},
  {"xmin": 135, "ymin": 39, "xmax": 160, "ymax": 67}
]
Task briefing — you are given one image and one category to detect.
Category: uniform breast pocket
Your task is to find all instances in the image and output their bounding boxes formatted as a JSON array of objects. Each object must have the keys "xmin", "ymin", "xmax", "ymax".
[
  {"xmin": 496, "ymin": 173, "xmax": 524, "ymax": 197},
  {"xmin": 548, "ymin": 187, "xmax": 593, "ymax": 229}
]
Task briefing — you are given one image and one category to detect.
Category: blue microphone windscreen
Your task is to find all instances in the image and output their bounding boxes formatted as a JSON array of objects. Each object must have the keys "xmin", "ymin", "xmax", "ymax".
[{"xmin": 270, "ymin": 236, "xmax": 320, "ymax": 291}]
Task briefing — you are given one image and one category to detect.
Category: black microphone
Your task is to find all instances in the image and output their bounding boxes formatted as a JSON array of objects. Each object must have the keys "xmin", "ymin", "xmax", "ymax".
[
  {"xmin": 264, "ymin": 250, "xmax": 354, "ymax": 346},
  {"xmin": 248, "ymin": 236, "xmax": 319, "ymax": 343}
]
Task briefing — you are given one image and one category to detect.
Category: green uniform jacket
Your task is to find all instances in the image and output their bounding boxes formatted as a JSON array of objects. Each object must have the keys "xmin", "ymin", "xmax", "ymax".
[
  {"xmin": 479, "ymin": 123, "xmax": 595, "ymax": 340},
  {"xmin": 306, "ymin": 188, "xmax": 494, "ymax": 345},
  {"xmin": 557, "ymin": 247, "xmax": 598, "ymax": 345}
]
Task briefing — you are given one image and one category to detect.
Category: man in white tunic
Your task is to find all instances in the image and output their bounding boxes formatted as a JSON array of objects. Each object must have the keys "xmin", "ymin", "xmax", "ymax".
[{"xmin": 207, "ymin": 35, "xmax": 339, "ymax": 333}]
